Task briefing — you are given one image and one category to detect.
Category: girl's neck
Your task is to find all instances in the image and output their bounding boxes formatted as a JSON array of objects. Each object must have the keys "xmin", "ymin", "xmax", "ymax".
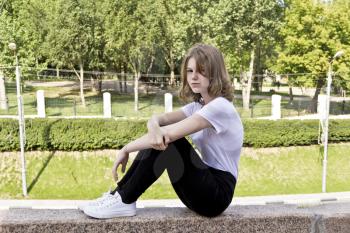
[{"xmin": 201, "ymin": 94, "xmax": 214, "ymax": 105}]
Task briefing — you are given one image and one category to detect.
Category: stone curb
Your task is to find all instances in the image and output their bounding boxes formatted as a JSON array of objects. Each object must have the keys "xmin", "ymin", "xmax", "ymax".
[
  {"xmin": 1, "ymin": 203, "xmax": 350, "ymax": 233},
  {"xmin": 1, "ymin": 191, "xmax": 350, "ymax": 210}
]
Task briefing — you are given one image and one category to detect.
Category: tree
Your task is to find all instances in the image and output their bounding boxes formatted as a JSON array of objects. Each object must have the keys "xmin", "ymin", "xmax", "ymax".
[
  {"xmin": 0, "ymin": 0, "xmax": 49, "ymax": 73},
  {"xmin": 0, "ymin": 0, "xmax": 49, "ymax": 111},
  {"xmin": 44, "ymin": 0, "xmax": 106, "ymax": 107},
  {"xmin": 0, "ymin": 70, "xmax": 8, "ymax": 110},
  {"xmin": 105, "ymin": 0, "xmax": 162, "ymax": 111},
  {"xmin": 326, "ymin": 0, "xmax": 350, "ymax": 93},
  {"xmin": 273, "ymin": 0, "xmax": 350, "ymax": 112},
  {"xmin": 156, "ymin": 0, "xmax": 187, "ymax": 86},
  {"xmin": 0, "ymin": 1, "xmax": 14, "ymax": 110},
  {"xmin": 207, "ymin": 0, "xmax": 283, "ymax": 110}
]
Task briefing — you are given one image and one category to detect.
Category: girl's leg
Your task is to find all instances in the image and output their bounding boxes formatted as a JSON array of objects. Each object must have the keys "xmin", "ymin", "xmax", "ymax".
[
  {"xmin": 111, "ymin": 147, "xmax": 164, "ymax": 203},
  {"xmin": 112, "ymin": 141, "xmax": 195, "ymax": 203},
  {"xmin": 112, "ymin": 138, "xmax": 236, "ymax": 217},
  {"xmin": 165, "ymin": 138, "xmax": 236, "ymax": 217}
]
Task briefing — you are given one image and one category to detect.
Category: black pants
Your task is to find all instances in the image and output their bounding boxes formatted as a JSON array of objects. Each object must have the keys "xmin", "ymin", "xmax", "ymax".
[{"xmin": 113, "ymin": 137, "xmax": 236, "ymax": 217}]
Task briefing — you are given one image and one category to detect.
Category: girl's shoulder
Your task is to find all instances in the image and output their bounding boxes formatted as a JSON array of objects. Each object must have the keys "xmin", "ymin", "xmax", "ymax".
[
  {"xmin": 208, "ymin": 97, "xmax": 239, "ymax": 116},
  {"xmin": 210, "ymin": 96, "xmax": 232, "ymax": 107}
]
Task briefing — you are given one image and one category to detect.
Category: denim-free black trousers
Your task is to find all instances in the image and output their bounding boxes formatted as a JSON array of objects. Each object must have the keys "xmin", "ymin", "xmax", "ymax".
[{"xmin": 113, "ymin": 137, "xmax": 236, "ymax": 217}]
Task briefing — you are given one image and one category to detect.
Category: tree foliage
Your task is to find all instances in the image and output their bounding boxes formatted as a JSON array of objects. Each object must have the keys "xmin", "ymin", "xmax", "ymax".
[
  {"xmin": 272, "ymin": 0, "xmax": 350, "ymax": 111},
  {"xmin": 274, "ymin": 0, "xmax": 350, "ymax": 88},
  {"xmin": 0, "ymin": 0, "xmax": 349, "ymax": 97}
]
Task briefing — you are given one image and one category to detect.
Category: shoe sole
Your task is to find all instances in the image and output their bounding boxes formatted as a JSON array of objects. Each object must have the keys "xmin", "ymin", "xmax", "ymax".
[
  {"xmin": 78, "ymin": 206, "xmax": 85, "ymax": 212},
  {"xmin": 83, "ymin": 208, "xmax": 136, "ymax": 219},
  {"xmin": 78, "ymin": 204, "xmax": 98, "ymax": 212}
]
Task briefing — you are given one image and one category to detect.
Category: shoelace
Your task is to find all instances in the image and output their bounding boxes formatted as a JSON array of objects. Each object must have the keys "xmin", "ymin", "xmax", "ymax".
[
  {"xmin": 88, "ymin": 191, "xmax": 111, "ymax": 206},
  {"xmin": 97, "ymin": 193, "xmax": 121, "ymax": 207}
]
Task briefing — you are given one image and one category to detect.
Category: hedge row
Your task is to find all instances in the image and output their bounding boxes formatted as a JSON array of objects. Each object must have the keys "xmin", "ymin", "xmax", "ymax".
[
  {"xmin": 247, "ymin": 119, "xmax": 350, "ymax": 147},
  {"xmin": 0, "ymin": 119, "xmax": 146, "ymax": 151},
  {"xmin": 1, "ymin": 118, "xmax": 350, "ymax": 151}
]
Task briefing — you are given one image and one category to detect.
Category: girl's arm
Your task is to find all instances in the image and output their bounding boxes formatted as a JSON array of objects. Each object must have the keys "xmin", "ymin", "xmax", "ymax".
[
  {"xmin": 114, "ymin": 114, "xmax": 211, "ymax": 179},
  {"xmin": 123, "ymin": 133, "xmax": 153, "ymax": 153},
  {"xmin": 147, "ymin": 109, "xmax": 187, "ymax": 128},
  {"xmin": 147, "ymin": 109, "xmax": 187, "ymax": 150},
  {"xmin": 162, "ymin": 113, "xmax": 212, "ymax": 143},
  {"xmin": 123, "ymin": 113, "xmax": 211, "ymax": 153}
]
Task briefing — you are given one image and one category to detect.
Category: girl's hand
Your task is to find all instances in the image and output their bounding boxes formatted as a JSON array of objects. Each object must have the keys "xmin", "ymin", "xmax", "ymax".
[
  {"xmin": 112, "ymin": 148, "xmax": 129, "ymax": 182},
  {"xmin": 147, "ymin": 116, "xmax": 169, "ymax": 151},
  {"xmin": 148, "ymin": 127, "xmax": 170, "ymax": 151}
]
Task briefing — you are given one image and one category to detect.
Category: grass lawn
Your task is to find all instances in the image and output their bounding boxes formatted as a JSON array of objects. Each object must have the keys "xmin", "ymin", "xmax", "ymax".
[
  {"xmin": 1, "ymin": 143, "xmax": 350, "ymax": 199},
  {"xmin": 5, "ymin": 81, "xmax": 341, "ymax": 118},
  {"xmin": 0, "ymin": 83, "xmax": 185, "ymax": 117}
]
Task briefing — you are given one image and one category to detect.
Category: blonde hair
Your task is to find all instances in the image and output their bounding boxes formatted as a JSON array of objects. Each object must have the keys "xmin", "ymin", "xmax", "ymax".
[{"xmin": 179, "ymin": 44, "xmax": 233, "ymax": 104}]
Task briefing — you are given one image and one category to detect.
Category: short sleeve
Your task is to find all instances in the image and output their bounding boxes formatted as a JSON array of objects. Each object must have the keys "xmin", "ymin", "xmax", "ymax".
[
  {"xmin": 196, "ymin": 97, "xmax": 233, "ymax": 134},
  {"xmin": 181, "ymin": 102, "xmax": 197, "ymax": 117}
]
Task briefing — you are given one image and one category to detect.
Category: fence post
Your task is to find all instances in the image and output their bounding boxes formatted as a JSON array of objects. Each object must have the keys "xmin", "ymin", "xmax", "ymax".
[
  {"xmin": 164, "ymin": 93, "xmax": 173, "ymax": 113},
  {"xmin": 103, "ymin": 92, "xmax": 112, "ymax": 118},
  {"xmin": 36, "ymin": 90, "xmax": 46, "ymax": 118},
  {"xmin": 318, "ymin": 95, "xmax": 327, "ymax": 120},
  {"xmin": 271, "ymin": 94, "xmax": 281, "ymax": 120}
]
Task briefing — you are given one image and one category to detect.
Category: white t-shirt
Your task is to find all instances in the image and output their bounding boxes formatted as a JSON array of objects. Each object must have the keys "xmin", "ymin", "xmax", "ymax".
[{"xmin": 181, "ymin": 97, "xmax": 244, "ymax": 179}]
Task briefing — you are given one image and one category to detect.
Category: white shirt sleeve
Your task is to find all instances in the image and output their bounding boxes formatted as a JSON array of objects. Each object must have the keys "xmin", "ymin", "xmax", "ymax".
[
  {"xmin": 181, "ymin": 102, "xmax": 197, "ymax": 117},
  {"xmin": 196, "ymin": 97, "xmax": 232, "ymax": 134}
]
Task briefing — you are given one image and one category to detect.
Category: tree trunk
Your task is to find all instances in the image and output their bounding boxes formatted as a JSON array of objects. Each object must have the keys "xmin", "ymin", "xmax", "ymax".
[
  {"xmin": 170, "ymin": 70, "xmax": 175, "ymax": 86},
  {"xmin": 56, "ymin": 67, "xmax": 60, "ymax": 79},
  {"xmin": 91, "ymin": 76, "xmax": 97, "ymax": 92},
  {"xmin": 253, "ymin": 41, "xmax": 262, "ymax": 92},
  {"xmin": 97, "ymin": 78, "xmax": 102, "ymax": 93},
  {"xmin": 0, "ymin": 70, "xmax": 8, "ymax": 110},
  {"xmin": 146, "ymin": 57, "xmax": 155, "ymax": 95},
  {"xmin": 36, "ymin": 57, "xmax": 40, "ymax": 80},
  {"xmin": 242, "ymin": 48, "xmax": 255, "ymax": 110},
  {"xmin": 123, "ymin": 63, "xmax": 127, "ymax": 93},
  {"xmin": 308, "ymin": 78, "xmax": 324, "ymax": 113},
  {"xmin": 146, "ymin": 56, "xmax": 154, "ymax": 75},
  {"xmin": 288, "ymin": 86, "xmax": 294, "ymax": 103},
  {"xmin": 117, "ymin": 62, "xmax": 123, "ymax": 93},
  {"xmin": 119, "ymin": 71, "xmax": 124, "ymax": 93},
  {"xmin": 134, "ymin": 71, "xmax": 139, "ymax": 112},
  {"xmin": 170, "ymin": 60, "xmax": 175, "ymax": 86},
  {"xmin": 79, "ymin": 61, "xmax": 86, "ymax": 107}
]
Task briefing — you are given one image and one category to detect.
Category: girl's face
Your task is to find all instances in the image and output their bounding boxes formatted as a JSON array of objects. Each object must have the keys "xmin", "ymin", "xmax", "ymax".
[{"xmin": 186, "ymin": 57, "xmax": 210, "ymax": 96}]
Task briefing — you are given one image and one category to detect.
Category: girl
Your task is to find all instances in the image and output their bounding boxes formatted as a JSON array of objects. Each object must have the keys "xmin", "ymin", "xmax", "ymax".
[{"xmin": 81, "ymin": 44, "xmax": 244, "ymax": 218}]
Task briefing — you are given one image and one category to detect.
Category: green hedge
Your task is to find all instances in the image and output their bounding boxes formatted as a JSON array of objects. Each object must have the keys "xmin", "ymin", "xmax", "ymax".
[
  {"xmin": 1, "ymin": 118, "xmax": 350, "ymax": 151},
  {"xmin": 244, "ymin": 119, "xmax": 350, "ymax": 147},
  {"xmin": 0, "ymin": 119, "xmax": 147, "ymax": 151}
]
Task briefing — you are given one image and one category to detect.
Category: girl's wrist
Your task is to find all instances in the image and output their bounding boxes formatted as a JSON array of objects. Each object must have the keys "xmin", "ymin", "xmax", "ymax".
[
  {"xmin": 152, "ymin": 115, "xmax": 160, "ymax": 126},
  {"xmin": 148, "ymin": 117, "xmax": 160, "ymax": 132},
  {"xmin": 122, "ymin": 144, "xmax": 129, "ymax": 153}
]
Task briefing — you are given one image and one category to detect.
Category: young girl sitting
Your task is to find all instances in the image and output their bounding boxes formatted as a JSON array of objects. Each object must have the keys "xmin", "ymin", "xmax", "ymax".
[{"xmin": 81, "ymin": 44, "xmax": 244, "ymax": 219}]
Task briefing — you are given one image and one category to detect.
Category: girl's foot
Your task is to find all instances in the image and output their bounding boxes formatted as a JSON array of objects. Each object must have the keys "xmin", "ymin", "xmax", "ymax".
[
  {"xmin": 78, "ymin": 191, "xmax": 111, "ymax": 212},
  {"xmin": 83, "ymin": 192, "xmax": 136, "ymax": 219}
]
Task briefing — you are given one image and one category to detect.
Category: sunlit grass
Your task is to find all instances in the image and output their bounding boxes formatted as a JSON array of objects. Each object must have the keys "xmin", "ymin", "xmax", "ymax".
[{"xmin": 1, "ymin": 143, "xmax": 349, "ymax": 199}]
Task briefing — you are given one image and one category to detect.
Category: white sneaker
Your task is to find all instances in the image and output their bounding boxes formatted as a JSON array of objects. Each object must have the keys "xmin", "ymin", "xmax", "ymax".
[
  {"xmin": 83, "ymin": 192, "xmax": 136, "ymax": 219},
  {"xmin": 78, "ymin": 191, "xmax": 111, "ymax": 212}
]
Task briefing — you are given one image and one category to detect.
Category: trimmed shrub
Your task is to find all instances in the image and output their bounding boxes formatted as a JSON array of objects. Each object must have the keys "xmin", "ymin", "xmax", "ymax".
[
  {"xmin": 1, "ymin": 118, "xmax": 350, "ymax": 151},
  {"xmin": 243, "ymin": 120, "xmax": 319, "ymax": 147},
  {"xmin": 0, "ymin": 119, "xmax": 147, "ymax": 151}
]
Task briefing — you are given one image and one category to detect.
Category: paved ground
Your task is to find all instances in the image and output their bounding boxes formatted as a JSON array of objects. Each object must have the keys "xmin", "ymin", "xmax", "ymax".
[
  {"xmin": 1, "ymin": 191, "xmax": 350, "ymax": 210},
  {"xmin": 3, "ymin": 203, "xmax": 350, "ymax": 233}
]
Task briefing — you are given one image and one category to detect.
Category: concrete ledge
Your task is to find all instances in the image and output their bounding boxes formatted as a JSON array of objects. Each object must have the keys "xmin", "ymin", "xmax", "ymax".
[{"xmin": 1, "ymin": 203, "xmax": 350, "ymax": 233}]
